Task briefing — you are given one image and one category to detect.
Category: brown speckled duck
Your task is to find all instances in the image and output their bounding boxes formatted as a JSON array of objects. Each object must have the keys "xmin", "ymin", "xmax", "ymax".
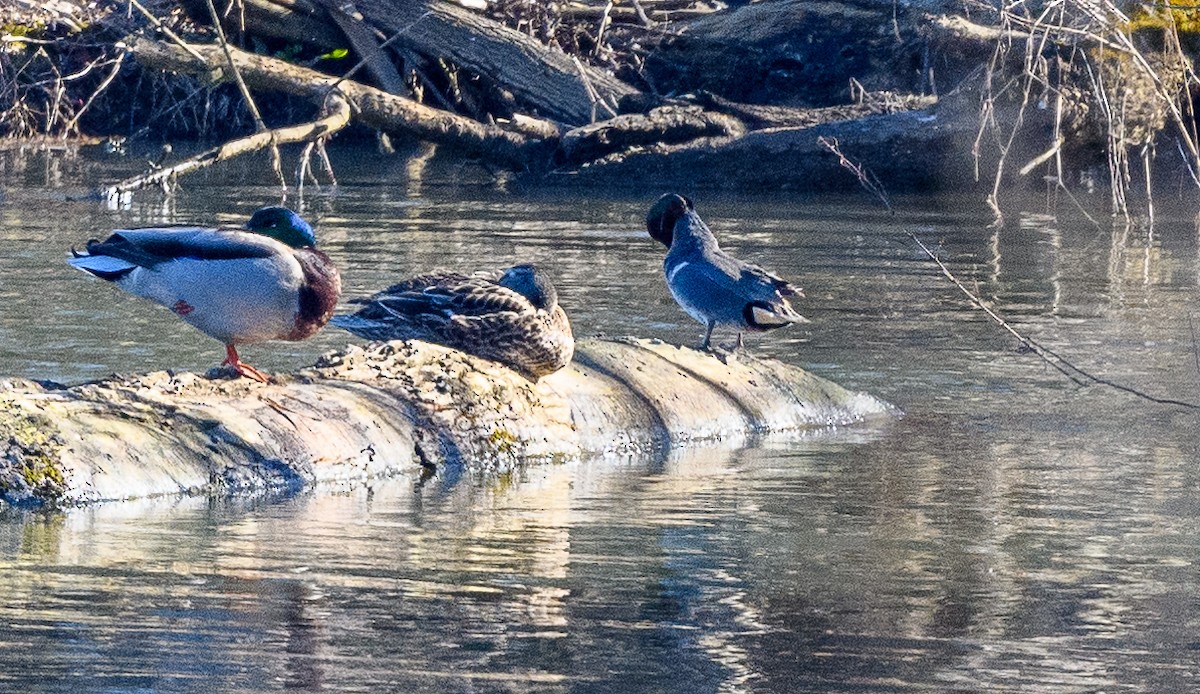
[{"xmin": 331, "ymin": 263, "xmax": 574, "ymax": 381}]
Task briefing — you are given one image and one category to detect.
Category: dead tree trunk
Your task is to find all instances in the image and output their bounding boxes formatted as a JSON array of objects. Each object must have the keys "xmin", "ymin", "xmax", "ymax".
[
  {"xmin": 188, "ymin": 0, "xmax": 639, "ymax": 125},
  {"xmin": 0, "ymin": 339, "xmax": 893, "ymax": 508}
]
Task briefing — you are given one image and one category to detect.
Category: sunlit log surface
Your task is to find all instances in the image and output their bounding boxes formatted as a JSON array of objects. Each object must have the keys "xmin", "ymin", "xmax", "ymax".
[{"xmin": 0, "ymin": 338, "xmax": 894, "ymax": 507}]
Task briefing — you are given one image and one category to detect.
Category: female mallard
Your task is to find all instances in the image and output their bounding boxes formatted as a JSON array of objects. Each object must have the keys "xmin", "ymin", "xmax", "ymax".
[
  {"xmin": 67, "ymin": 206, "xmax": 341, "ymax": 382},
  {"xmin": 646, "ymin": 193, "xmax": 807, "ymax": 350},
  {"xmin": 331, "ymin": 264, "xmax": 574, "ymax": 381}
]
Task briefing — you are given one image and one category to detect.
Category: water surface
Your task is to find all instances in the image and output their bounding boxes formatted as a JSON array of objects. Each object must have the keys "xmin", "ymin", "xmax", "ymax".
[{"xmin": 1, "ymin": 147, "xmax": 1199, "ymax": 692}]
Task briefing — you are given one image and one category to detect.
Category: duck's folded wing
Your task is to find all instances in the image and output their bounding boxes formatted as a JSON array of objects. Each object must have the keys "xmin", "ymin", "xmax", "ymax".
[
  {"xmin": 739, "ymin": 262, "xmax": 803, "ymax": 297},
  {"xmin": 671, "ymin": 257, "xmax": 748, "ymax": 299},
  {"xmin": 378, "ymin": 280, "xmax": 531, "ymax": 318},
  {"xmin": 82, "ymin": 228, "xmax": 281, "ymax": 268},
  {"xmin": 674, "ymin": 255, "xmax": 804, "ymax": 307},
  {"xmin": 367, "ymin": 271, "xmax": 474, "ymax": 299}
]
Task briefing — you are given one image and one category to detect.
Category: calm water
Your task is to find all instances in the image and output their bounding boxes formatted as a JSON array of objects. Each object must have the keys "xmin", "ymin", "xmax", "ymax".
[{"xmin": 2, "ymin": 147, "xmax": 1200, "ymax": 692}]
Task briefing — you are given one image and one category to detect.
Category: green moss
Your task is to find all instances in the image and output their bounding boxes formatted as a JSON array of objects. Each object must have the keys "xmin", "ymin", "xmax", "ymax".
[
  {"xmin": 0, "ymin": 400, "xmax": 68, "ymax": 505},
  {"xmin": 1, "ymin": 22, "xmax": 46, "ymax": 38},
  {"xmin": 1126, "ymin": 7, "xmax": 1200, "ymax": 34},
  {"xmin": 488, "ymin": 427, "xmax": 519, "ymax": 455},
  {"xmin": 1, "ymin": 21, "xmax": 46, "ymax": 51}
]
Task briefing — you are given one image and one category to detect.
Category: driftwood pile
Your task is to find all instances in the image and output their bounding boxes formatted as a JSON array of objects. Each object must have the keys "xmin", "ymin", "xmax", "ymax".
[{"xmin": 0, "ymin": 0, "xmax": 973, "ymax": 194}]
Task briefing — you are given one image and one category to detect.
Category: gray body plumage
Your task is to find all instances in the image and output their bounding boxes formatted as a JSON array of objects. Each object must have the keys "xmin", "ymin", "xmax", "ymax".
[{"xmin": 648, "ymin": 194, "xmax": 807, "ymax": 349}]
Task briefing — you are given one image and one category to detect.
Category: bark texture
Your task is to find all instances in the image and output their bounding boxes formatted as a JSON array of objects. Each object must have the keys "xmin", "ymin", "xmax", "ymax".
[{"xmin": 0, "ymin": 339, "xmax": 893, "ymax": 508}]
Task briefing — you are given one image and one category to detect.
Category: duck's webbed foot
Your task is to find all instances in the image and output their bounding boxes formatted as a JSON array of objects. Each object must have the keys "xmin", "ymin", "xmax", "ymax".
[
  {"xmin": 221, "ymin": 345, "xmax": 272, "ymax": 384},
  {"xmin": 232, "ymin": 362, "xmax": 272, "ymax": 384}
]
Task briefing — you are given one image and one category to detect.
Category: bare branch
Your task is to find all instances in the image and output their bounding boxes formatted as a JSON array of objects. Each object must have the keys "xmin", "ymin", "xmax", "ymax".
[
  {"xmin": 105, "ymin": 92, "xmax": 351, "ymax": 198},
  {"xmin": 909, "ymin": 230, "xmax": 1200, "ymax": 410}
]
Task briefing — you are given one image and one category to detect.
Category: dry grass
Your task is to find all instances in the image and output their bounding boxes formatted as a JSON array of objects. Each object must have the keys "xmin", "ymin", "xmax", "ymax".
[{"xmin": 977, "ymin": 0, "xmax": 1200, "ymax": 224}]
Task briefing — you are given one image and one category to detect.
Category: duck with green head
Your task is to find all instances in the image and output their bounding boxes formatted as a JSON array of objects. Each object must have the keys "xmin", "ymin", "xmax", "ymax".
[
  {"xmin": 646, "ymin": 193, "xmax": 808, "ymax": 350},
  {"xmin": 68, "ymin": 206, "xmax": 341, "ymax": 382},
  {"xmin": 331, "ymin": 263, "xmax": 574, "ymax": 381}
]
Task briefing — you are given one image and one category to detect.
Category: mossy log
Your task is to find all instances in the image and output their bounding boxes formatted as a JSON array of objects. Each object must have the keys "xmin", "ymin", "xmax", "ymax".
[{"xmin": 0, "ymin": 339, "xmax": 893, "ymax": 508}]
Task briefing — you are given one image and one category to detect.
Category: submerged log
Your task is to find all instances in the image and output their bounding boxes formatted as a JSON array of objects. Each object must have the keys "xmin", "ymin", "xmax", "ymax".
[{"xmin": 0, "ymin": 338, "xmax": 893, "ymax": 508}]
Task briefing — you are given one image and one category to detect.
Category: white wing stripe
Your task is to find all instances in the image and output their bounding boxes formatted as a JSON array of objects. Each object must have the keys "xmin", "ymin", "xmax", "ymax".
[
  {"xmin": 667, "ymin": 261, "xmax": 690, "ymax": 284},
  {"xmin": 67, "ymin": 255, "xmax": 136, "ymax": 274}
]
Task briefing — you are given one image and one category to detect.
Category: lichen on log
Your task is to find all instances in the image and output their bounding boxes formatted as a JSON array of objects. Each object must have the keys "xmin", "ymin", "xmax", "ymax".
[{"xmin": 0, "ymin": 338, "xmax": 894, "ymax": 508}]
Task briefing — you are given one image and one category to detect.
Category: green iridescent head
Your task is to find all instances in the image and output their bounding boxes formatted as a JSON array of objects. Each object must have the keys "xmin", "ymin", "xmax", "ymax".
[{"xmin": 245, "ymin": 206, "xmax": 317, "ymax": 248}]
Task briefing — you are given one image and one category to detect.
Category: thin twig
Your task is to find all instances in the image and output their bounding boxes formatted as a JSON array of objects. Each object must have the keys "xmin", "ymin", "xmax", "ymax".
[
  {"xmin": 571, "ymin": 55, "xmax": 617, "ymax": 122},
  {"xmin": 817, "ymin": 135, "xmax": 893, "ymax": 213},
  {"xmin": 909, "ymin": 231, "xmax": 1085, "ymax": 386},
  {"xmin": 1050, "ymin": 176, "xmax": 1102, "ymax": 228},
  {"xmin": 910, "ymin": 230, "xmax": 1200, "ymax": 409},
  {"xmin": 105, "ymin": 93, "xmax": 351, "ymax": 197},
  {"xmin": 63, "ymin": 51, "xmax": 126, "ymax": 137},
  {"xmin": 203, "ymin": 0, "xmax": 285, "ymax": 190},
  {"xmin": 1190, "ymin": 313, "xmax": 1200, "ymax": 377},
  {"xmin": 828, "ymin": 123, "xmax": 1199, "ymax": 409},
  {"xmin": 629, "ymin": 0, "xmax": 653, "ymax": 27},
  {"xmin": 594, "ymin": 0, "xmax": 615, "ymax": 56},
  {"xmin": 329, "ymin": 13, "xmax": 433, "ymax": 91},
  {"xmin": 316, "ymin": 139, "xmax": 337, "ymax": 185},
  {"xmin": 126, "ymin": 0, "xmax": 207, "ymax": 63}
]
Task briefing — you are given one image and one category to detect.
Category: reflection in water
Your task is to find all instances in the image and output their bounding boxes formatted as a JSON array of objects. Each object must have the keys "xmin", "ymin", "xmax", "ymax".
[{"xmin": 3, "ymin": 149, "xmax": 1200, "ymax": 691}]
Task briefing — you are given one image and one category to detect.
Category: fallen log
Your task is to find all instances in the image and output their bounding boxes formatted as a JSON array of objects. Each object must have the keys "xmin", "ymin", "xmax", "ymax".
[
  {"xmin": 0, "ymin": 338, "xmax": 893, "ymax": 508},
  {"xmin": 565, "ymin": 99, "xmax": 981, "ymax": 192},
  {"xmin": 123, "ymin": 35, "xmax": 541, "ymax": 167},
  {"xmin": 189, "ymin": 0, "xmax": 639, "ymax": 125},
  {"xmin": 686, "ymin": 90, "xmax": 938, "ymax": 131},
  {"xmin": 558, "ymin": 105, "xmax": 744, "ymax": 166},
  {"xmin": 106, "ymin": 91, "xmax": 351, "ymax": 196}
]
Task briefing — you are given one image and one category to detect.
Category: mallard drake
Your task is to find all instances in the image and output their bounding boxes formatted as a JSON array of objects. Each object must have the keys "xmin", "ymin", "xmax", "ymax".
[
  {"xmin": 330, "ymin": 263, "xmax": 574, "ymax": 381},
  {"xmin": 646, "ymin": 193, "xmax": 808, "ymax": 350},
  {"xmin": 67, "ymin": 206, "xmax": 341, "ymax": 382}
]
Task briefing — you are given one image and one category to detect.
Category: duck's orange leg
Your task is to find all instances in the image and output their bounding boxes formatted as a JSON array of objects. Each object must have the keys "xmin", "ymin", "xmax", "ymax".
[{"xmin": 222, "ymin": 344, "xmax": 271, "ymax": 384}]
